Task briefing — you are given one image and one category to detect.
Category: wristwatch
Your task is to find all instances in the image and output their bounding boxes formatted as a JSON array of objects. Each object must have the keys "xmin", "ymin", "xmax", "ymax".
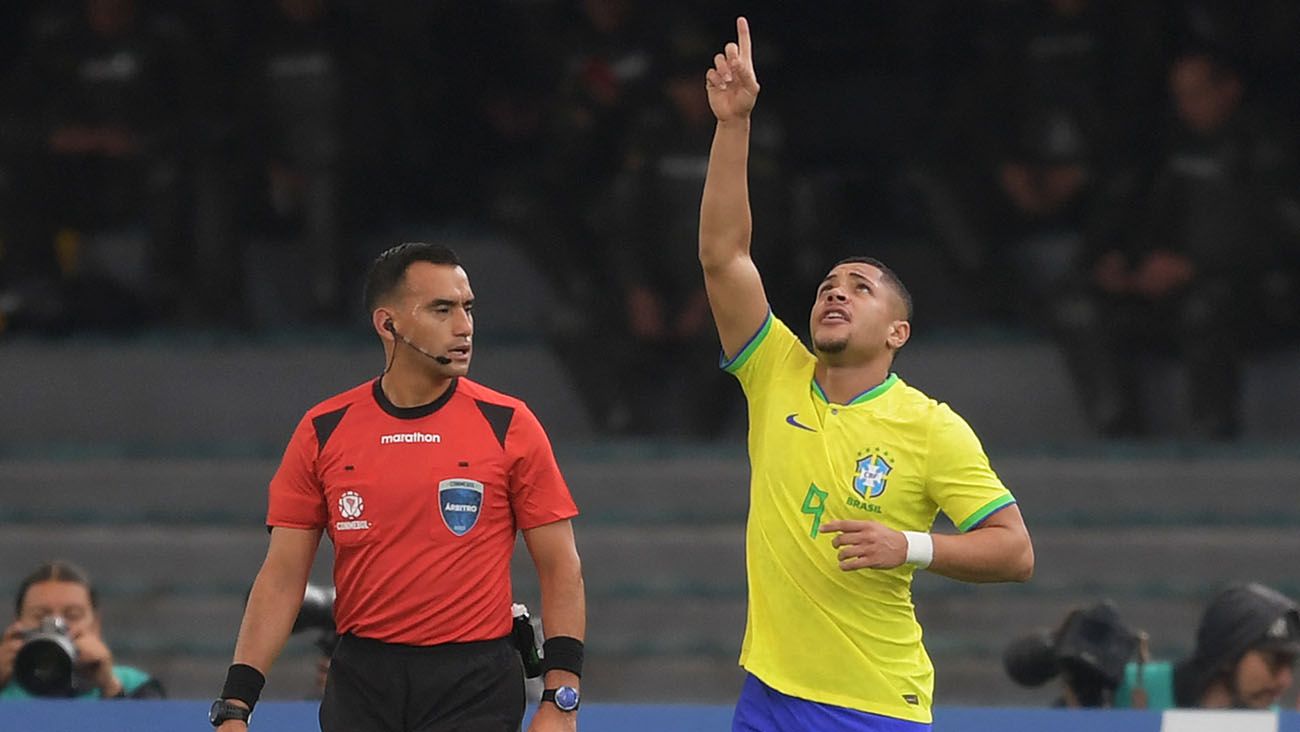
[
  {"xmin": 541, "ymin": 685, "xmax": 581, "ymax": 712},
  {"xmin": 209, "ymin": 699, "xmax": 252, "ymax": 726}
]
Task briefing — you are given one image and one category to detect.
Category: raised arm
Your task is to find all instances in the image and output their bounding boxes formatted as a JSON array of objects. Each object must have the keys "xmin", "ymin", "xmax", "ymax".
[{"xmin": 700, "ymin": 17, "xmax": 771, "ymax": 359}]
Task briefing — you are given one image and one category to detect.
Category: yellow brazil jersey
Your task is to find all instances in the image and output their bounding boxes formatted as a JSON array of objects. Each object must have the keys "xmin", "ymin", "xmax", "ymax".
[{"xmin": 722, "ymin": 313, "xmax": 1016, "ymax": 724}]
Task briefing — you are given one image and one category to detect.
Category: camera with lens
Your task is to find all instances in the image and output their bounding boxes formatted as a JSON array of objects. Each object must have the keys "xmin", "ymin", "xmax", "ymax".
[
  {"xmin": 1003, "ymin": 600, "xmax": 1144, "ymax": 707},
  {"xmin": 293, "ymin": 584, "xmax": 338, "ymax": 656},
  {"xmin": 13, "ymin": 616, "xmax": 81, "ymax": 697}
]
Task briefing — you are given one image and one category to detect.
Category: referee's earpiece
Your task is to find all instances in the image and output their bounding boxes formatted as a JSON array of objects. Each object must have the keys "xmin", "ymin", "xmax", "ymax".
[{"xmin": 384, "ymin": 317, "xmax": 452, "ymax": 365}]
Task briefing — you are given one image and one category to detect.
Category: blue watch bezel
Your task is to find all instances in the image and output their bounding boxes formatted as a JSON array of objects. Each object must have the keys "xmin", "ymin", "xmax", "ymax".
[{"xmin": 545, "ymin": 685, "xmax": 580, "ymax": 712}]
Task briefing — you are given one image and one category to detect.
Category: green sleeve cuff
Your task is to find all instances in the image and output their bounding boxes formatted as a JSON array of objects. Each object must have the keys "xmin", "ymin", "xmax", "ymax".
[
  {"xmin": 957, "ymin": 494, "xmax": 1017, "ymax": 533},
  {"xmin": 720, "ymin": 311, "xmax": 773, "ymax": 374}
]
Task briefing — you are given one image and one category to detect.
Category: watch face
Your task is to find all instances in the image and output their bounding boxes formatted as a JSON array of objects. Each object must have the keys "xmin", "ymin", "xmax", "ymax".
[
  {"xmin": 210, "ymin": 700, "xmax": 248, "ymax": 726},
  {"xmin": 554, "ymin": 685, "xmax": 580, "ymax": 711}
]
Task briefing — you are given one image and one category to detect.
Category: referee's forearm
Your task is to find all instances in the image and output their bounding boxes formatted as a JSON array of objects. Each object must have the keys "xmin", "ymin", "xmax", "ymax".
[
  {"xmin": 231, "ymin": 563, "xmax": 308, "ymax": 675},
  {"xmin": 537, "ymin": 560, "xmax": 586, "ymax": 643},
  {"xmin": 537, "ymin": 562, "xmax": 584, "ymax": 691}
]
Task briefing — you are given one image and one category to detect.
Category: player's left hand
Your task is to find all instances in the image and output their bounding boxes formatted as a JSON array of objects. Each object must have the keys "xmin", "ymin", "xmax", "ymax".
[
  {"xmin": 527, "ymin": 703, "xmax": 577, "ymax": 732},
  {"xmin": 820, "ymin": 520, "xmax": 908, "ymax": 571}
]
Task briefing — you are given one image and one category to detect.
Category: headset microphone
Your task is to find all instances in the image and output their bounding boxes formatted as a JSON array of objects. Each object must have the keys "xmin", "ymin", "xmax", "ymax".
[{"xmin": 385, "ymin": 320, "xmax": 453, "ymax": 365}]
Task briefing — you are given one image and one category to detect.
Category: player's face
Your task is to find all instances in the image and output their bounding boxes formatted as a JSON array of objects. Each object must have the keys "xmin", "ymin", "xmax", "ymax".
[
  {"xmin": 809, "ymin": 263, "xmax": 907, "ymax": 363},
  {"xmin": 1232, "ymin": 647, "xmax": 1295, "ymax": 709},
  {"xmin": 395, "ymin": 262, "xmax": 475, "ymax": 377},
  {"xmin": 19, "ymin": 581, "xmax": 99, "ymax": 639}
]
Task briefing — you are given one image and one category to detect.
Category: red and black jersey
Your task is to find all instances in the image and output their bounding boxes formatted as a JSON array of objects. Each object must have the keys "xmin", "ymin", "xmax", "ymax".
[{"xmin": 267, "ymin": 377, "xmax": 578, "ymax": 646}]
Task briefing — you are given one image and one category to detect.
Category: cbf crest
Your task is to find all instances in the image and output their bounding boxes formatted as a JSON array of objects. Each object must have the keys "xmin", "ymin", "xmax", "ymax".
[
  {"xmin": 439, "ymin": 478, "xmax": 484, "ymax": 536},
  {"xmin": 853, "ymin": 449, "xmax": 893, "ymax": 499}
]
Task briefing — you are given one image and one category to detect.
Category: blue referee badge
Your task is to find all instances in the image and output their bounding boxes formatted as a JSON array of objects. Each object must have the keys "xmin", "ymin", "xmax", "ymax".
[
  {"xmin": 853, "ymin": 449, "xmax": 893, "ymax": 499},
  {"xmin": 439, "ymin": 478, "xmax": 484, "ymax": 536}
]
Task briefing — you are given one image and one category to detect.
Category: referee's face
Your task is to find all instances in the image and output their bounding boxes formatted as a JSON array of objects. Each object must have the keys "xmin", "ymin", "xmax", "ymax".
[
  {"xmin": 394, "ymin": 262, "xmax": 475, "ymax": 376},
  {"xmin": 810, "ymin": 263, "xmax": 908, "ymax": 364}
]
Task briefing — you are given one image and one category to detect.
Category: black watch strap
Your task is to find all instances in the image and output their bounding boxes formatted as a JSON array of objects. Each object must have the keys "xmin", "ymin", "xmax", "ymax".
[{"xmin": 210, "ymin": 699, "xmax": 252, "ymax": 726}]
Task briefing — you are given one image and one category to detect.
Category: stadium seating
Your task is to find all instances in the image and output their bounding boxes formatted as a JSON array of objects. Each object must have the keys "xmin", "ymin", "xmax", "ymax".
[{"xmin": 2, "ymin": 325, "xmax": 1298, "ymax": 704}]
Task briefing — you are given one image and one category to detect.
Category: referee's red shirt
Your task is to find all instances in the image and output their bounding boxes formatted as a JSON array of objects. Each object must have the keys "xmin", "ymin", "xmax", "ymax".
[{"xmin": 267, "ymin": 377, "xmax": 578, "ymax": 645}]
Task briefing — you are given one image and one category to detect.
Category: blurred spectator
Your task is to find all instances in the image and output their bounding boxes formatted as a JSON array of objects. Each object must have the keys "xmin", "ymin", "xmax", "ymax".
[
  {"xmin": 604, "ymin": 22, "xmax": 756, "ymax": 436},
  {"xmin": 547, "ymin": 0, "xmax": 657, "ymax": 209},
  {"xmin": 988, "ymin": 107, "xmax": 1142, "ymax": 321},
  {"xmin": 370, "ymin": 0, "xmax": 550, "ymax": 227},
  {"xmin": 1056, "ymin": 50, "xmax": 1299, "ymax": 439},
  {"xmin": 910, "ymin": 0, "xmax": 1167, "ymax": 327},
  {"xmin": 0, "ymin": 0, "xmax": 1295, "ymax": 449},
  {"xmin": 1116, "ymin": 582, "xmax": 1299, "ymax": 710},
  {"xmin": 541, "ymin": 0, "xmax": 660, "ymax": 294},
  {"xmin": 234, "ymin": 0, "xmax": 357, "ymax": 325},
  {"xmin": 526, "ymin": 0, "xmax": 661, "ymax": 432},
  {"xmin": 0, "ymin": 0, "xmax": 201, "ymax": 330},
  {"xmin": 0, "ymin": 560, "xmax": 163, "ymax": 699},
  {"xmin": 981, "ymin": 0, "xmax": 1167, "ymax": 156}
]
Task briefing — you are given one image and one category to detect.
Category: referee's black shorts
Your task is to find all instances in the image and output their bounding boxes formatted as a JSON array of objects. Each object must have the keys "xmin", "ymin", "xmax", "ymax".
[{"xmin": 320, "ymin": 633, "xmax": 525, "ymax": 732}]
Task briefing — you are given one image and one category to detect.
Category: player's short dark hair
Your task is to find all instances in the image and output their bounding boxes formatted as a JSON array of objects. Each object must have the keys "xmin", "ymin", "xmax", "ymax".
[
  {"xmin": 15, "ymin": 561, "xmax": 98, "ymax": 616},
  {"xmin": 363, "ymin": 242, "xmax": 462, "ymax": 313},
  {"xmin": 832, "ymin": 256, "xmax": 913, "ymax": 320}
]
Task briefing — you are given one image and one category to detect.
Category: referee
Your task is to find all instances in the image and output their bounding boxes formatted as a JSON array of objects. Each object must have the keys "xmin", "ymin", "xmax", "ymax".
[
  {"xmin": 700, "ymin": 19, "xmax": 1034, "ymax": 732},
  {"xmin": 211, "ymin": 243, "xmax": 586, "ymax": 732}
]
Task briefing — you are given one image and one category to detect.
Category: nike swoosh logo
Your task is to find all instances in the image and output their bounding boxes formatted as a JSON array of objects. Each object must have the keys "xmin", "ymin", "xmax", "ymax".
[{"xmin": 785, "ymin": 413, "xmax": 816, "ymax": 432}]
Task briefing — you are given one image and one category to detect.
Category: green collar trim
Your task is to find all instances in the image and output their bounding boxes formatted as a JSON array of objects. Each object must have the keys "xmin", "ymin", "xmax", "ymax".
[{"xmin": 812, "ymin": 372, "xmax": 900, "ymax": 406}]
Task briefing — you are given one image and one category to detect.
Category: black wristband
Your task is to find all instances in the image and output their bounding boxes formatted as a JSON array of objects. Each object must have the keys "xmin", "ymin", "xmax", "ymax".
[
  {"xmin": 220, "ymin": 663, "xmax": 266, "ymax": 711},
  {"xmin": 541, "ymin": 636, "xmax": 584, "ymax": 678}
]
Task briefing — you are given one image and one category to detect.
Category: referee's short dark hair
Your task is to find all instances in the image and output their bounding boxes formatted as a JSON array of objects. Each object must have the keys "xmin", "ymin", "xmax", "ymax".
[
  {"xmin": 363, "ymin": 242, "xmax": 461, "ymax": 312},
  {"xmin": 15, "ymin": 561, "xmax": 98, "ymax": 616}
]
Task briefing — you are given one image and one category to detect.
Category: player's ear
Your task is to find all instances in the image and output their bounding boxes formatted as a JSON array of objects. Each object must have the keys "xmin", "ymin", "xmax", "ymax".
[{"xmin": 887, "ymin": 320, "xmax": 910, "ymax": 350}]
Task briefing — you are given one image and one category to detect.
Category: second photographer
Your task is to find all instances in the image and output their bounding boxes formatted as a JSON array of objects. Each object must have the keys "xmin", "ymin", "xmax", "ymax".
[{"xmin": 1003, "ymin": 600, "xmax": 1145, "ymax": 708}]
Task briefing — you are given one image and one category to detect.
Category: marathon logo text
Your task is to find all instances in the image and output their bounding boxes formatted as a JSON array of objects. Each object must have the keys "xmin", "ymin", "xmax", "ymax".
[{"xmin": 379, "ymin": 432, "xmax": 442, "ymax": 444}]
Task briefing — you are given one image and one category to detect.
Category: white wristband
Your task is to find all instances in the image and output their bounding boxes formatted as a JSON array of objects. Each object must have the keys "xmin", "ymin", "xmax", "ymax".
[{"xmin": 902, "ymin": 531, "xmax": 933, "ymax": 569}]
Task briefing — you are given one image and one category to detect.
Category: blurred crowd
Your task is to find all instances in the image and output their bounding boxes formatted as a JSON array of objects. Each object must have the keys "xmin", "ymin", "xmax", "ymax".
[{"xmin": 1, "ymin": 0, "xmax": 1298, "ymax": 439}]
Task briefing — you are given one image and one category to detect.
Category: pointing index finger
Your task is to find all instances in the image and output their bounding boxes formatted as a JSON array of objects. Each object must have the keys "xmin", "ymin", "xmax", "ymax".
[{"xmin": 737, "ymin": 16, "xmax": 752, "ymax": 61}]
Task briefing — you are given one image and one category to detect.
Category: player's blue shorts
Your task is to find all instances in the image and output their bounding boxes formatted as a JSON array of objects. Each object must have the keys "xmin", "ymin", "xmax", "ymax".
[{"xmin": 732, "ymin": 673, "xmax": 932, "ymax": 732}]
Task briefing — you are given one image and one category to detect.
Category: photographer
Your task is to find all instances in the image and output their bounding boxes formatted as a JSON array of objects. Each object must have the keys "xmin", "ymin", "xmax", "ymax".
[
  {"xmin": 1003, "ymin": 600, "xmax": 1146, "ymax": 708},
  {"xmin": 288, "ymin": 583, "xmax": 337, "ymax": 699},
  {"xmin": 0, "ymin": 561, "xmax": 163, "ymax": 699},
  {"xmin": 1116, "ymin": 583, "xmax": 1299, "ymax": 710}
]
